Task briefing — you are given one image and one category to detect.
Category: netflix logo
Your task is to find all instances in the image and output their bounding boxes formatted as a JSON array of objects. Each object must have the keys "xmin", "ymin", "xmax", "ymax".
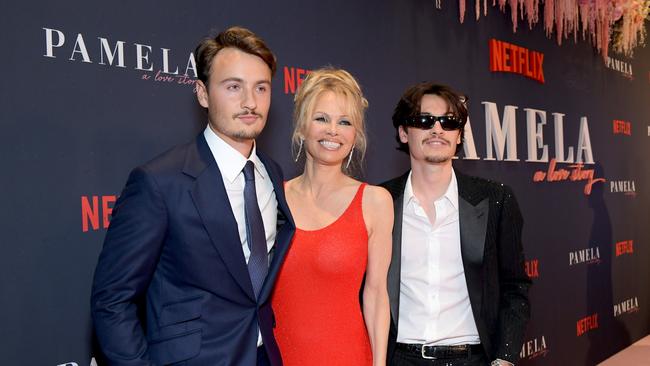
[
  {"xmin": 489, "ymin": 39, "xmax": 544, "ymax": 83},
  {"xmin": 283, "ymin": 66, "xmax": 311, "ymax": 94},
  {"xmin": 613, "ymin": 120, "xmax": 631, "ymax": 135},
  {"xmin": 615, "ymin": 240, "xmax": 634, "ymax": 256},
  {"xmin": 576, "ymin": 313, "xmax": 599, "ymax": 336},
  {"xmin": 81, "ymin": 195, "xmax": 117, "ymax": 232},
  {"xmin": 525, "ymin": 259, "xmax": 539, "ymax": 278}
]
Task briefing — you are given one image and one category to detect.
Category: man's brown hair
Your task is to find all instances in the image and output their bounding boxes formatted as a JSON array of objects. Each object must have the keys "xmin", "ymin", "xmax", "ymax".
[
  {"xmin": 195, "ymin": 26, "xmax": 277, "ymax": 85},
  {"xmin": 392, "ymin": 82, "xmax": 468, "ymax": 154}
]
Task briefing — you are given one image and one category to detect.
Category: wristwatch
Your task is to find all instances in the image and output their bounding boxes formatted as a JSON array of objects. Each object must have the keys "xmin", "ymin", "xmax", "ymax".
[{"xmin": 491, "ymin": 360, "xmax": 514, "ymax": 366}]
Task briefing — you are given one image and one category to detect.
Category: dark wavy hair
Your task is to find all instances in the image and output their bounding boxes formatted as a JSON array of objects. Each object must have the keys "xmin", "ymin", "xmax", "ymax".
[{"xmin": 392, "ymin": 82, "xmax": 468, "ymax": 154}]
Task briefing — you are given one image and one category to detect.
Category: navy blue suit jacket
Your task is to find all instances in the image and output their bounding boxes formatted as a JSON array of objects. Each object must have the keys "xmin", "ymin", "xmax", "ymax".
[{"xmin": 91, "ymin": 134, "xmax": 295, "ymax": 366}]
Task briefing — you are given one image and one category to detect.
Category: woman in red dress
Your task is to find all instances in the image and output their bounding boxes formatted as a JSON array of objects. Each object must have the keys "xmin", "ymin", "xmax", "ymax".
[{"xmin": 272, "ymin": 67, "xmax": 393, "ymax": 366}]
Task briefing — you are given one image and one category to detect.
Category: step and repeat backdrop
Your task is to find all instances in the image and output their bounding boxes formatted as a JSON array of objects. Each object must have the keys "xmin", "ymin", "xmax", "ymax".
[{"xmin": 1, "ymin": 0, "xmax": 648, "ymax": 365}]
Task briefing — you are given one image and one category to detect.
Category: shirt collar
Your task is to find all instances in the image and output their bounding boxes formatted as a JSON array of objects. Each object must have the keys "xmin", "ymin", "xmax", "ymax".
[
  {"xmin": 446, "ymin": 169, "xmax": 459, "ymax": 210},
  {"xmin": 404, "ymin": 168, "xmax": 459, "ymax": 210},
  {"xmin": 203, "ymin": 125, "xmax": 266, "ymax": 184},
  {"xmin": 404, "ymin": 172, "xmax": 416, "ymax": 207}
]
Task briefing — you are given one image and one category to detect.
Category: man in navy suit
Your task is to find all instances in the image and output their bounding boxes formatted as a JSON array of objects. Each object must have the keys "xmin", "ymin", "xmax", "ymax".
[{"xmin": 91, "ymin": 27, "xmax": 295, "ymax": 366}]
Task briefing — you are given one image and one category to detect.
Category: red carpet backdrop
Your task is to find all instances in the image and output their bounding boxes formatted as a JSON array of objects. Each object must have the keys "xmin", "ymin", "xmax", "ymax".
[{"xmin": 0, "ymin": 1, "xmax": 648, "ymax": 365}]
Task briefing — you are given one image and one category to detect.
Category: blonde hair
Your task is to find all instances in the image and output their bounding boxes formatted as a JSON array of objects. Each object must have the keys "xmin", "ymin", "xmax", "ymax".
[{"xmin": 292, "ymin": 67, "xmax": 369, "ymax": 174}]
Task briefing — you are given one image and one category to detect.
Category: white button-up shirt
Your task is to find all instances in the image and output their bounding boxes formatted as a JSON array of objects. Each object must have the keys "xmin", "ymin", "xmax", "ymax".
[
  {"xmin": 203, "ymin": 126, "xmax": 277, "ymax": 261},
  {"xmin": 396, "ymin": 170, "xmax": 481, "ymax": 346},
  {"xmin": 204, "ymin": 126, "xmax": 277, "ymax": 346}
]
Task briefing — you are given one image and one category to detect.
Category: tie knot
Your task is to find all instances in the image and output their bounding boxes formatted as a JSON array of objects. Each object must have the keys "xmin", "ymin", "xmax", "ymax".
[{"xmin": 243, "ymin": 160, "xmax": 255, "ymax": 182}]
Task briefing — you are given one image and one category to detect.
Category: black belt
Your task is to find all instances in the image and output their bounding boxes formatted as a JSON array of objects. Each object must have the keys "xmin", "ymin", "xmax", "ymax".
[{"xmin": 396, "ymin": 342, "xmax": 483, "ymax": 360}]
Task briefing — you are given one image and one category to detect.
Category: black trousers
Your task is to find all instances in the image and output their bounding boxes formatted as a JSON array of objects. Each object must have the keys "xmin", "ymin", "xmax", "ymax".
[{"xmin": 391, "ymin": 346, "xmax": 489, "ymax": 366}]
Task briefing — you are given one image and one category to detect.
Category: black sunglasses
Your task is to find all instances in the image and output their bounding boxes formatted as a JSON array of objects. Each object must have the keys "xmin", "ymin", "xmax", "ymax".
[{"xmin": 402, "ymin": 114, "xmax": 463, "ymax": 131}]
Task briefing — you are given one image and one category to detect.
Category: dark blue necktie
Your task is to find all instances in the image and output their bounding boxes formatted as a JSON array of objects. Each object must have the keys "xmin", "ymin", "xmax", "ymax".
[{"xmin": 242, "ymin": 161, "xmax": 268, "ymax": 300}]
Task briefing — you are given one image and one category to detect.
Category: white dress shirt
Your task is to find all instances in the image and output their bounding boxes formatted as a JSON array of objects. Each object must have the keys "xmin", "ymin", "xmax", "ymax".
[
  {"xmin": 203, "ymin": 126, "xmax": 277, "ymax": 346},
  {"xmin": 203, "ymin": 126, "xmax": 277, "ymax": 261},
  {"xmin": 396, "ymin": 169, "xmax": 481, "ymax": 346}
]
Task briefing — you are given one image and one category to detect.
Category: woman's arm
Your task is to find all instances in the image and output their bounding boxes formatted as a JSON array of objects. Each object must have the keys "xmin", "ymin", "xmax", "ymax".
[{"xmin": 362, "ymin": 185, "xmax": 394, "ymax": 366}]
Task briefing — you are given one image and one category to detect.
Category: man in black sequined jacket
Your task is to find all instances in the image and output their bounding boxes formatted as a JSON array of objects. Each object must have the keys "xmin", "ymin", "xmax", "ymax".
[{"xmin": 381, "ymin": 82, "xmax": 531, "ymax": 366}]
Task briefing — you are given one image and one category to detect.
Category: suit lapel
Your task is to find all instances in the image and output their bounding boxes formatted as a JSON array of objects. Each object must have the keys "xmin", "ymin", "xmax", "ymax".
[
  {"xmin": 459, "ymin": 198, "xmax": 488, "ymax": 267},
  {"xmin": 258, "ymin": 153, "xmax": 295, "ymax": 303},
  {"xmin": 457, "ymin": 173, "xmax": 489, "ymax": 319},
  {"xmin": 382, "ymin": 172, "xmax": 409, "ymax": 327},
  {"xmin": 185, "ymin": 135, "xmax": 256, "ymax": 301}
]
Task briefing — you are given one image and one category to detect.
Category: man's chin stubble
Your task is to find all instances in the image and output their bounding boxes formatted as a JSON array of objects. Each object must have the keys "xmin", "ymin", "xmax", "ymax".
[
  {"xmin": 424, "ymin": 155, "xmax": 453, "ymax": 164},
  {"xmin": 232, "ymin": 130, "xmax": 262, "ymax": 140}
]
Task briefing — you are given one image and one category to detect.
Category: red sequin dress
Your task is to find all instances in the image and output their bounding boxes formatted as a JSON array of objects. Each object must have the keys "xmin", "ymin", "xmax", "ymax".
[{"xmin": 272, "ymin": 183, "xmax": 372, "ymax": 365}]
